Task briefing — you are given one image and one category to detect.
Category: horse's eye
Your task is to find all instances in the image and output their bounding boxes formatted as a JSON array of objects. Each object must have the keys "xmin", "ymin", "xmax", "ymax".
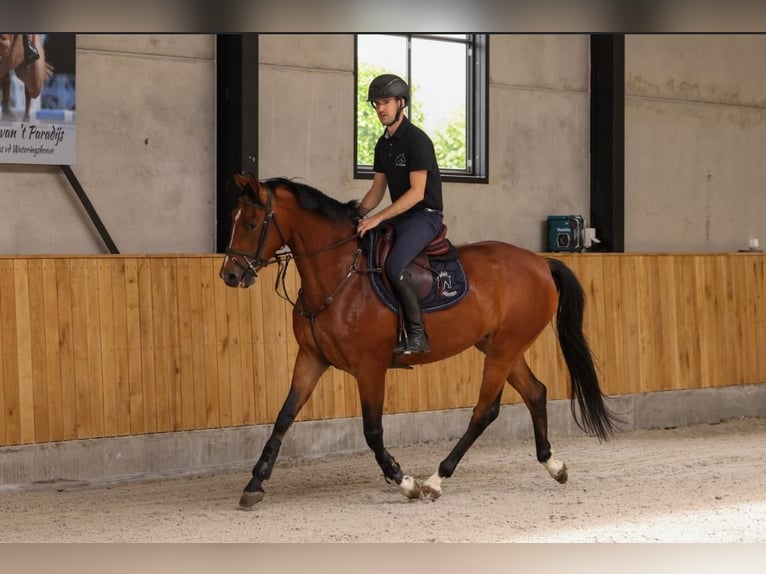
[{"xmin": 245, "ymin": 223, "xmax": 257, "ymax": 231}]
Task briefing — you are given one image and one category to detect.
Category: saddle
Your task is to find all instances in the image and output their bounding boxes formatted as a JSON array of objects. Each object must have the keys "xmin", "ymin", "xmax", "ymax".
[{"xmin": 375, "ymin": 224, "xmax": 453, "ymax": 299}]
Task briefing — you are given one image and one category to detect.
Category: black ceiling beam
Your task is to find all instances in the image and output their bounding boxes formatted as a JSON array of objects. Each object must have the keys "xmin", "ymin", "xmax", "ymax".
[
  {"xmin": 590, "ymin": 34, "xmax": 625, "ymax": 252},
  {"xmin": 216, "ymin": 34, "xmax": 258, "ymax": 254}
]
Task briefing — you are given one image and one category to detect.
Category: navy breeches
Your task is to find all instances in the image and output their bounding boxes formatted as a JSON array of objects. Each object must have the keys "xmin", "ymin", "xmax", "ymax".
[{"xmin": 384, "ymin": 208, "xmax": 444, "ymax": 283}]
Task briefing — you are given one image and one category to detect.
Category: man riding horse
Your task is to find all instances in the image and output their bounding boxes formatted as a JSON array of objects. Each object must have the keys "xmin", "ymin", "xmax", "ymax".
[{"xmin": 356, "ymin": 74, "xmax": 444, "ymax": 355}]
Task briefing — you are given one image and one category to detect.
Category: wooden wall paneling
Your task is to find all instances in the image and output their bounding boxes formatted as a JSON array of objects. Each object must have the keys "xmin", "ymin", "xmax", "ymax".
[
  {"xmin": 12, "ymin": 260, "xmax": 34, "ymax": 444},
  {"xmin": 584, "ymin": 256, "xmax": 612, "ymax": 395},
  {"xmin": 83, "ymin": 259, "xmax": 105, "ymax": 438},
  {"xmin": 707, "ymin": 256, "xmax": 728, "ymax": 388},
  {"xmin": 2, "ymin": 253, "xmax": 766, "ymax": 447},
  {"xmin": 248, "ymin": 270, "xmax": 268, "ymax": 425},
  {"xmin": 236, "ymin": 286, "xmax": 256, "ymax": 426},
  {"xmin": 259, "ymin": 266, "xmax": 283, "ymax": 423},
  {"xmin": 69, "ymin": 259, "xmax": 92, "ymax": 439},
  {"xmin": 674, "ymin": 256, "xmax": 702, "ymax": 392},
  {"xmin": 331, "ymin": 367, "xmax": 347, "ymax": 420},
  {"xmin": 174, "ymin": 258, "xmax": 197, "ymax": 431},
  {"xmin": 199, "ymin": 258, "xmax": 220, "ymax": 428},
  {"xmin": 728, "ymin": 255, "xmax": 758, "ymax": 384},
  {"xmin": 656, "ymin": 256, "xmax": 681, "ymax": 391},
  {"xmin": 122, "ymin": 259, "xmax": 144, "ymax": 434},
  {"xmin": 433, "ymin": 352, "xmax": 451, "ymax": 411},
  {"xmin": 692, "ymin": 256, "xmax": 714, "ymax": 389},
  {"xmin": 0, "ymin": 259, "xmax": 19, "ymax": 445},
  {"xmin": 109, "ymin": 259, "xmax": 131, "ymax": 436},
  {"xmin": 112, "ymin": 258, "xmax": 131, "ymax": 435},
  {"xmin": 598, "ymin": 256, "xmax": 625, "ymax": 398},
  {"xmin": 752, "ymin": 256, "xmax": 766, "ymax": 379},
  {"xmin": 632, "ymin": 256, "xmax": 656, "ymax": 393},
  {"xmin": 617, "ymin": 254, "xmax": 641, "ymax": 396},
  {"xmin": 186, "ymin": 258, "xmax": 208, "ymax": 429},
  {"xmin": 0, "ymin": 262, "xmax": 7, "ymax": 446},
  {"xmin": 149, "ymin": 258, "xmax": 171, "ymax": 433},
  {"xmin": 734, "ymin": 256, "xmax": 755, "ymax": 383},
  {"xmin": 416, "ymin": 350, "xmax": 431, "ymax": 412},
  {"xmin": 223, "ymin": 261, "xmax": 245, "ymax": 428},
  {"xmin": 164, "ymin": 259, "xmax": 183, "ymax": 432},
  {"xmin": 41, "ymin": 259, "xmax": 63, "ymax": 442},
  {"xmin": 97, "ymin": 259, "xmax": 117, "ymax": 437},
  {"xmin": 210, "ymin": 258, "xmax": 231, "ymax": 429},
  {"xmin": 720, "ymin": 255, "xmax": 743, "ymax": 385},
  {"xmin": 54, "ymin": 259, "xmax": 78, "ymax": 440},
  {"xmin": 27, "ymin": 259, "xmax": 49, "ymax": 443}
]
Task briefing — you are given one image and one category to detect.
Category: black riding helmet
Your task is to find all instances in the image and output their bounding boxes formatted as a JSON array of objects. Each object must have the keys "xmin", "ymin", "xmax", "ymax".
[{"xmin": 367, "ymin": 74, "xmax": 409, "ymax": 105}]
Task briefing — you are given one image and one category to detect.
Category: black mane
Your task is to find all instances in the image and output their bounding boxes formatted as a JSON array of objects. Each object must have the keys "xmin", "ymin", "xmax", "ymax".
[{"xmin": 261, "ymin": 177, "xmax": 360, "ymax": 224}]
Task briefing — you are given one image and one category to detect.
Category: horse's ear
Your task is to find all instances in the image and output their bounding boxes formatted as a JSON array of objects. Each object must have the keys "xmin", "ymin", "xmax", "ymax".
[{"xmin": 233, "ymin": 173, "xmax": 249, "ymax": 189}]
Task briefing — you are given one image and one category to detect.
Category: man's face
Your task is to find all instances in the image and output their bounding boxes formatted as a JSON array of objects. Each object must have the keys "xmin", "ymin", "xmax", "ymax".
[{"xmin": 371, "ymin": 97, "xmax": 401, "ymax": 125}]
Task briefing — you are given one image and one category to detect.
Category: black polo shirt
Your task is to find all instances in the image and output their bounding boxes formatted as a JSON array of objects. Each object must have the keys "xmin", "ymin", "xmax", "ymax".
[{"xmin": 373, "ymin": 116, "xmax": 443, "ymax": 213}]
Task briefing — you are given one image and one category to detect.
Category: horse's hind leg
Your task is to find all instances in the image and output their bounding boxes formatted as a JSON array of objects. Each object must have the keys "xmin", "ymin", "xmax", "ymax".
[
  {"xmin": 507, "ymin": 357, "xmax": 568, "ymax": 484},
  {"xmin": 421, "ymin": 354, "xmax": 511, "ymax": 500},
  {"xmin": 239, "ymin": 348, "xmax": 328, "ymax": 509}
]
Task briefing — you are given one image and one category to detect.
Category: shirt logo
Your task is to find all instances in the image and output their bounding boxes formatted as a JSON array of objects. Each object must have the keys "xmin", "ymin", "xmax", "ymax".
[{"xmin": 394, "ymin": 153, "xmax": 407, "ymax": 167}]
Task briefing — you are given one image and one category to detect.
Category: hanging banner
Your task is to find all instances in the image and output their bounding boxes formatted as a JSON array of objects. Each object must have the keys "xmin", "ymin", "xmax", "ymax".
[{"xmin": 0, "ymin": 33, "xmax": 76, "ymax": 165}]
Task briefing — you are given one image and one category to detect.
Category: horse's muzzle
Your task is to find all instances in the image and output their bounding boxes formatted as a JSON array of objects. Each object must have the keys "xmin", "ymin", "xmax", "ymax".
[{"xmin": 222, "ymin": 270, "xmax": 255, "ymax": 289}]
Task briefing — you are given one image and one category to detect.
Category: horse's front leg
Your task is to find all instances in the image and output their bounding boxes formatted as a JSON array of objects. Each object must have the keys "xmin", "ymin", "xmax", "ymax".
[
  {"xmin": 357, "ymin": 370, "xmax": 421, "ymax": 500},
  {"xmin": 240, "ymin": 348, "xmax": 328, "ymax": 509}
]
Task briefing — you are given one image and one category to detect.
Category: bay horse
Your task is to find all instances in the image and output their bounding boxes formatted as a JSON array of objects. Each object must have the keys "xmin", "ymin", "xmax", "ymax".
[{"xmin": 220, "ymin": 173, "xmax": 618, "ymax": 508}]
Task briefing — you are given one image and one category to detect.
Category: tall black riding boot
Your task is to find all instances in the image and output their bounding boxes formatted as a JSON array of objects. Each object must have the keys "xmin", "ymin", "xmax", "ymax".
[
  {"xmin": 22, "ymin": 34, "xmax": 40, "ymax": 65},
  {"xmin": 392, "ymin": 270, "xmax": 430, "ymax": 354}
]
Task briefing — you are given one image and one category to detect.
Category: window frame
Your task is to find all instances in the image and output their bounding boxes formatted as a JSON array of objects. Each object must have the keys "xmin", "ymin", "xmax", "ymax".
[{"xmin": 353, "ymin": 33, "xmax": 489, "ymax": 184}]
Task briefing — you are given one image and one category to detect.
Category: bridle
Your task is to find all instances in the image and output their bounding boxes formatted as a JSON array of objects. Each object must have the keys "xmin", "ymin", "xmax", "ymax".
[
  {"xmin": 224, "ymin": 185, "xmax": 361, "ymax": 291},
  {"xmin": 224, "ymin": 185, "xmax": 290, "ymax": 281}
]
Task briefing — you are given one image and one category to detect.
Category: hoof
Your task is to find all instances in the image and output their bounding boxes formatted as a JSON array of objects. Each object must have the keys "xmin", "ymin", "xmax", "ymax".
[
  {"xmin": 543, "ymin": 457, "xmax": 568, "ymax": 484},
  {"xmin": 398, "ymin": 475, "xmax": 422, "ymax": 500},
  {"xmin": 421, "ymin": 474, "xmax": 443, "ymax": 501},
  {"xmin": 239, "ymin": 488, "xmax": 265, "ymax": 509},
  {"xmin": 554, "ymin": 463, "xmax": 568, "ymax": 484},
  {"xmin": 421, "ymin": 484, "xmax": 441, "ymax": 501}
]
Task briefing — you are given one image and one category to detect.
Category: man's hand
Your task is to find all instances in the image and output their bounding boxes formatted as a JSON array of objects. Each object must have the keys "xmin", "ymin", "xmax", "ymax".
[{"xmin": 357, "ymin": 213, "xmax": 383, "ymax": 237}]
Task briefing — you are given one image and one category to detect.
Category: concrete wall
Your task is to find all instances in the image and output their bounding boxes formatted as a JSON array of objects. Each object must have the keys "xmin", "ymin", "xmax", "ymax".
[
  {"xmin": 626, "ymin": 35, "xmax": 766, "ymax": 253},
  {"xmin": 0, "ymin": 35, "xmax": 216, "ymax": 255},
  {"xmin": 2, "ymin": 33, "xmax": 764, "ymax": 255}
]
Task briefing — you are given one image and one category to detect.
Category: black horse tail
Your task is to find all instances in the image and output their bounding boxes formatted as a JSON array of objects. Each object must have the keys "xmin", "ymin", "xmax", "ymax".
[{"xmin": 547, "ymin": 258, "xmax": 618, "ymax": 442}]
